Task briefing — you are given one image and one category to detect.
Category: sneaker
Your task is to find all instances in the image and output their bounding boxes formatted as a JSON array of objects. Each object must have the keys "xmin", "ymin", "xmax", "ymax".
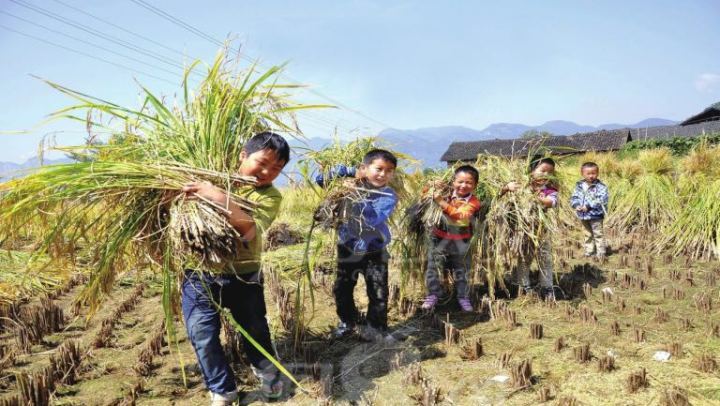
[
  {"xmin": 252, "ymin": 367, "xmax": 284, "ymax": 400},
  {"xmin": 458, "ymin": 298, "xmax": 473, "ymax": 312},
  {"xmin": 333, "ymin": 322, "xmax": 356, "ymax": 338},
  {"xmin": 209, "ymin": 391, "xmax": 238, "ymax": 406},
  {"xmin": 421, "ymin": 294, "xmax": 439, "ymax": 310}
]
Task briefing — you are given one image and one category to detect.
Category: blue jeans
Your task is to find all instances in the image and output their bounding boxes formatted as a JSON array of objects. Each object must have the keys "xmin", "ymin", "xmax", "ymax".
[{"xmin": 181, "ymin": 270, "xmax": 276, "ymax": 394}]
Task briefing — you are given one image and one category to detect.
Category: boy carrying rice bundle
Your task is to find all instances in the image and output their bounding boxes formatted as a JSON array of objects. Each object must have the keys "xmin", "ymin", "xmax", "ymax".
[
  {"xmin": 314, "ymin": 149, "xmax": 399, "ymax": 342},
  {"xmin": 0, "ymin": 52, "xmax": 317, "ymax": 404},
  {"xmin": 420, "ymin": 165, "xmax": 482, "ymax": 312},
  {"xmin": 181, "ymin": 132, "xmax": 289, "ymax": 404},
  {"xmin": 475, "ymin": 155, "xmax": 560, "ymax": 300}
]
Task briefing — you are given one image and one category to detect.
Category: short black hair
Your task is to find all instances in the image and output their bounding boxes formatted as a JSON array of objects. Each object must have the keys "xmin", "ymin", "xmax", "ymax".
[
  {"xmin": 454, "ymin": 165, "xmax": 479, "ymax": 183},
  {"xmin": 581, "ymin": 161, "xmax": 599, "ymax": 171},
  {"xmin": 528, "ymin": 155, "xmax": 556, "ymax": 173},
  {"xmin": 244, "ymin": 131, "xmax": 290, "ymax": 167},
  {"xmin": 363, "ymin": 149, "xmax": 397, "ymax": 168}
]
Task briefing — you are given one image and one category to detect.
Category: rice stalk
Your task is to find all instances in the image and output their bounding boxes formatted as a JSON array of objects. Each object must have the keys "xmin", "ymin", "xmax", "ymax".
[
  {"xmin": 656, "ymin": 179, "xmax": 720, "ymax": 260},
  {"xmin": 1, "ymin": 48, "xmax": 323, "ymax": 384},
  {"xmin": 472, "ymin": 154, "xmax": 562, "ymax": 297}
]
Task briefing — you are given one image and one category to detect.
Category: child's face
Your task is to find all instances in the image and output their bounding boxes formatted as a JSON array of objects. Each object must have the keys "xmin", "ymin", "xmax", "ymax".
[
  {"xmin": 581, "ymin": 166, "xmax": 599, "ymax": 183},
  {"xmin": 361, "ymin": 158, "xmax": 395, "ymax": 188},
  {"xmin": 531, "ymin": 162, "xmax": 555, "ymax": 186},
  {"xmin": 238, "ymin": 148, "xmax": 286, "ymax": 187},
  {"xmin": 453, "ymin": 172, "xmax": 477, "ymax": 197}
]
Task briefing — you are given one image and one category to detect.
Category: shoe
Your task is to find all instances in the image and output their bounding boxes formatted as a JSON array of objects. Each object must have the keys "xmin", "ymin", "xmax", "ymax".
[
  {"xmin": 358, "ymin": 325, "xmax": 382, "ymax": 342},
  {"xmin": 521, "ymin": 285, "xmax": 535, "ymax": 296},
  {"xmin": 541, "ymin": 287, "xmax": 556, "ymax": 302},
  {"xmin": 421, "ymin": 294, "xmax": 439, "ymax": 310},
  {"xmin": 210, "ymin": 391, "xmax": 238, "ymax": 406},
  {"xmin": 333, "ymin": 322, "xmax": 355, "ymax": 338},
  {"xmin": 458, "ymin": 298, "xmax": 473, "ymax": 312},
  {"xmin": 252, "ymin": 367, "xmax": 284, "ymax": 400},
  {"xmin": 359, "ymin": 325, "xmax": 396, "ymax": 344}
]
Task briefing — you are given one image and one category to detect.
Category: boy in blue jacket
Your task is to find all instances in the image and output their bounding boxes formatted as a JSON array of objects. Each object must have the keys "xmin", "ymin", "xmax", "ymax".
[
  {"xmin": 570, "ymin": 161, "xmax": 609, "ymax": 259},
  {"xmin": 315, "ymin": 149, "xmax": 398, "ymax": 342}
]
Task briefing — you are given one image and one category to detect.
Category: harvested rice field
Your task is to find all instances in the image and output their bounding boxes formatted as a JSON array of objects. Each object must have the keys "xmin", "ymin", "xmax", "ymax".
[{"xmin": 0, "ymin": 222, "xmax": 717, "ymax": 405}]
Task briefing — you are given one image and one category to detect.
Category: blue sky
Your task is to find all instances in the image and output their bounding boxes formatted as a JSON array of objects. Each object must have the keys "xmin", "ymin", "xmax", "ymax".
[{"xmin": 1, "ymin": 0, "xmax": 719, "ymax": 162}]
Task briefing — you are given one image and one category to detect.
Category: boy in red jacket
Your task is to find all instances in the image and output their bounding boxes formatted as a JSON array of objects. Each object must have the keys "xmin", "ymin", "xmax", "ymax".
[{"xmin": 422, "ymin": 165, "xmax": 482, "ymax": 312}]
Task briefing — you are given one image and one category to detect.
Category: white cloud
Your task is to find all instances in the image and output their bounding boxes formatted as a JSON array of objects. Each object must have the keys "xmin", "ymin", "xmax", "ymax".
[{"xmin": 695, "ymin": 73, "xmax": 720, "ymax": 92}]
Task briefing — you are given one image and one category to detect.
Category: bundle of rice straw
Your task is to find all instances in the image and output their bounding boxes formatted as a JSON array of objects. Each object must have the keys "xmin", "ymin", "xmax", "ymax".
[
  {"xmin": 607, "ymin": 148, "xmax": 678, "ymax": 232},
  {"xmin": 0, "ymin": 50, "xmax": 320, "ymax": 311},
  {"xmin": 302, "ymin": 137, "xmax": 410, "ymax": 228},
  {"xmin": 402, "ymin": 170, "xmax": 453, "ymax": 253},
  {"xmin": 473, "ymin": 154, "xmax": 562, "ymax": 297},
  {"xmin": 656, "ymin": 143, "xmax": 720, "ymax": 260}
]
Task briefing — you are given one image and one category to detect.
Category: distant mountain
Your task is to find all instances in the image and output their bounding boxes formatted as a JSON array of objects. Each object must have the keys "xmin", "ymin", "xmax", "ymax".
[
  {"xmin": 0, "ymin": 156, "xmax": 74, "ymax": 181},
  {"xmin": 2, "ymin": 117, "xmax": 679, "ymax": 185},
  {"xmin": 376, "ymin": 118, "xmax": 678, "ymax": 167},
  {"xmin": 629, "ymin": 118, "xmax": 677, "ymax": 128}
]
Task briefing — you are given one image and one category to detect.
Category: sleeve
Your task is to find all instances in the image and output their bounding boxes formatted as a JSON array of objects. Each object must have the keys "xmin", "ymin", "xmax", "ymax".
[
  {"xmin": 598, "ymin": 184, "xmax": 609, "ymax": 211},
  {"xmin": 251, "ymin": 191, "xmax": 282, "ymax": 236},
  {"xmin": 443, "ymin": 197, "xmax": 482, "ymax": 221},
  {"xmin": 545, "ymin": 188, "xmax": 558, "ymax": 208},
  {"xmin": 315, "ymin": 164, "xmax": 356, "ymax": 188},
  {"xmin": 569, "ymin": 185, "xmax": 582, "ymax": 208},
  {"xmin": 360, "ymin": 190, "xmax": 398, "ymax": 228}
]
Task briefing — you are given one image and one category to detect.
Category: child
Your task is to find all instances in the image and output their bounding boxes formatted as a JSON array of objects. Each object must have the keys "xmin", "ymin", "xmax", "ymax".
[
  {"xmin": 501, "ymin": 157, "xmax": 558, "ymax": 300},
  {"xmin": 181, "ymin": 132, "xmax": 289, "ymax": 405},
  {"xmin": 421, "ymin": 165, "xmax": 482, "ymax": 312},
  {"xmin": 315, "ymin": 149, "xmax": 398, "ymax": 342},
  {"xmin": 570, "ymin": 161, "xmax": 609, "ymax": 259}
]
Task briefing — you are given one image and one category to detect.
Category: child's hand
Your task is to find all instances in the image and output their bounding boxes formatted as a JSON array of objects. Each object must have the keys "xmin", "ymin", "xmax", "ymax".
[
  {"xmin": 505, "ymin": 181, "xmax": 522, "ymax": 193},
  {"xmin": 182, "ymin": 181, "xmax": 225, "ymax": 204},
  {"xmin": 342, "ymin": 178, "xmax": 357, "ymax": 189},
  {"xmin": 580, "ymin": 206, "xmax": 589, "ymax": 212},
  {"xmin": 354, "ymin": 167, "xmax": 365, "ymax": 179}
]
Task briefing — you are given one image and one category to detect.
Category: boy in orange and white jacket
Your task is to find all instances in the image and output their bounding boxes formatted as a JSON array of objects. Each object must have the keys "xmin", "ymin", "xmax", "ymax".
[{"xmin": 421, "ymin": 165, "xmax": 482, "ymax": 312}]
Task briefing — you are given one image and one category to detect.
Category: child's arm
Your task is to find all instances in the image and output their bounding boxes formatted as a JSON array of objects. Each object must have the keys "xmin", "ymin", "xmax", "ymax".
[
  {"xmin": 569, "ymin": 185, "xmax": 588, "ymax": 212},
  {"xmin": 499, "ymin": 181, "xmax": 522, "ymax": 197},
  {"xmin": 538, "ymin": 196, "xmax": 555, "ymax": 208},
  {"xmin": 569, "ymin": 186, "xmax": 582, "ymax": 209},
  {"xmin": 315, "ymin": 165, "xmax": 356, "ymax": 188},
  {"xmin": 436, "ymin": 197, "xmax": 482, "ymax": 221},
  {"xmin": 182, "ymin": 181, "xmax": 257, "ymax": 240},
  {"xmin": 360, "ymin": 192, "xmax": 398, "ymax": 227},
  {"xmin": 593, "ymin": 183, "xmax": 609, "ymax": 213},
  {"xmin": 537, "ymin": 189, "xmax": 558, "ymax": 209}
]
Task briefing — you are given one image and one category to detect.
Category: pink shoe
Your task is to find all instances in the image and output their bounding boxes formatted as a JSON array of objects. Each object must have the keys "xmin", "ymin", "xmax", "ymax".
[
  {"xmin": 458, "ymin": 298, "xmax": 473, "ymax": 312},
  {"xmin": 421, "ymin": 294, "xmax": 438, "ymax": 310}
]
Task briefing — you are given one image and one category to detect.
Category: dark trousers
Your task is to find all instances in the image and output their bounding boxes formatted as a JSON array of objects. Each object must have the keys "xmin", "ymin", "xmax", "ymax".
[
  {"xmin": 426, "ymin": 236, "xmax": 472, "ymax": 298},
  {"xmin": 334, "ymin": 245, "xmax": 389, "ymax": 330},
  {"xmin": 181, "ymin": 270, "xmax": 276, "ymax": 394}
]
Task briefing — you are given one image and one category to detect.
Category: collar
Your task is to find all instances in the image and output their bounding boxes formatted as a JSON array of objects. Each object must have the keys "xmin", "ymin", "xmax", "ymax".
[{"xmin": 451, "ymin": 191, "xmax": 473, "ymax": 202}]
